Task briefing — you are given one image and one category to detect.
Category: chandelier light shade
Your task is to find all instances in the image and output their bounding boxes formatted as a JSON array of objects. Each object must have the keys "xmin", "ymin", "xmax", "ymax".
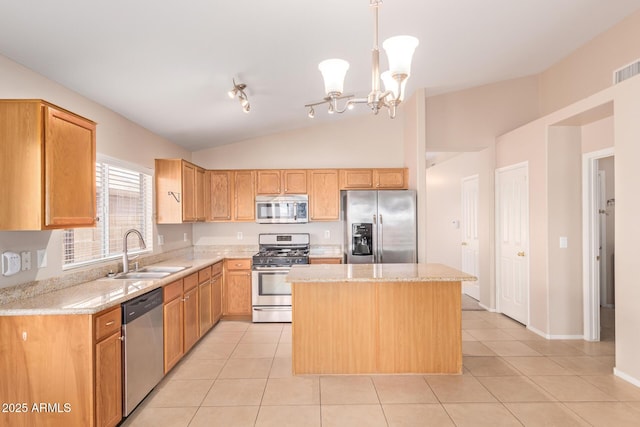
[
  {"xmin": 305, "ymin": 0, "xmax": 418, "ymax": 119},
  {"xmin": 319, "ymin": 59, "xmax": 350, "ymax": 96},
  {"xmin": 382, "ymin": 35, "xmax": 419, "ymax": 77}
]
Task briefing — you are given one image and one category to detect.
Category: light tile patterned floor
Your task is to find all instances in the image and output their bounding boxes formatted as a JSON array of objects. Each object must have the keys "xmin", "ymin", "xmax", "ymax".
[{"xmin": 122, "ymin": 307, "xmax": 640, "ymax": 426}]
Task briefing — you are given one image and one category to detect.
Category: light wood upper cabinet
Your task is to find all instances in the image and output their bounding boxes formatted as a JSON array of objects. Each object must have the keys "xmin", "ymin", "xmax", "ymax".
[
  {"xmin": 283, "ymin": 169, "xmax": 307, "ymax": 194},
  {"xmin": 256, "ymin": 170, "xmax": 281, "ymax": 195},
  {"xmin": 256, "ymin": 169, "xmax": 308, "ymax": 195},
  {"xmin": 340, "ymin": 168, "xmax": 408, "ymax": 190},
  {"xmin": 234, "ymin": 170, "xmax": 256, "ymax": 221},
  {"xmin": 308, "ymin": 169, "xmax": 340, "ymax": 221},
  {"xmin": 156, "ymin": 159, "xmax": 207, "ymax": 224},
  {"xmin": 207, "ymin": 170, "xmax": 233, "ymax": 221},
  {"xmin": 340, "ymin": 169, "xmax": 374, "ymax": 189},
  {"xmin": 374, "ymin": 168, "xmax": 408, "ymax": 189},
  {"xmin": 0, "ymin": 100, "xmax": 96, "ymax": 230}
]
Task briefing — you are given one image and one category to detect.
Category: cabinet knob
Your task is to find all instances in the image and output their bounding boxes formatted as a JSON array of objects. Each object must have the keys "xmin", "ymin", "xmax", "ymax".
[{"xmin": 119, "ymin": 336, "xmax": 125, "ymax": 341}]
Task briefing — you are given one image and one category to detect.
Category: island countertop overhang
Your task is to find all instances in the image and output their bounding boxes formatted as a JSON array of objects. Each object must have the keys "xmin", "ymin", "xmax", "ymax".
[{"xmin": 286, "ymin": 263, "xmax": 477, "ymax": 283}]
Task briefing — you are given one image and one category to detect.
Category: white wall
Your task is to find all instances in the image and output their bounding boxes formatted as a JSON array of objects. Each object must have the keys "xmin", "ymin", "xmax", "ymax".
[{"xmin": 0, "ymin": 54, "xmax": 192, "ymax": 290}]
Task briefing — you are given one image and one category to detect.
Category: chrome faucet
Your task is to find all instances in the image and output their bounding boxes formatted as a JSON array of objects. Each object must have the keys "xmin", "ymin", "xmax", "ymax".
[{"xmin": 122, "ymin": 229, "xmax": 146, "ymax": 274}]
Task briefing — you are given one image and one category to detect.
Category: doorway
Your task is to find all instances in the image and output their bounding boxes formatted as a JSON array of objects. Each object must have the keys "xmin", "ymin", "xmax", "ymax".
[
  {"xmin": 583, "ymin": 149, "xmax": 615, "ymax": 341},
  {"xmin": 461, "ymin": 175, "xmax": 480, "ymax": 299}
]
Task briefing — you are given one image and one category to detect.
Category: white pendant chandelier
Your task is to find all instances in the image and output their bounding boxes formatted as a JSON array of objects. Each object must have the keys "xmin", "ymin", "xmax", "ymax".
[{"xmin": 306, "ymin": 0, "xmax": 418, "ymax": 119}]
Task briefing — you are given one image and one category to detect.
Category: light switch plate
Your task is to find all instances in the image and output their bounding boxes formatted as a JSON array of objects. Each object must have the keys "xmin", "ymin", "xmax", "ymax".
[
  {"xmin": 37, "ymin": 249, "xmax": 47, "ymax": 268},
  {"xmin": 559, "ymin": 236, "xmax": 568, "ymax": 248},
  {"xmin": 21, "ymin": 251, "xmax": 31, "ymax": 271}
]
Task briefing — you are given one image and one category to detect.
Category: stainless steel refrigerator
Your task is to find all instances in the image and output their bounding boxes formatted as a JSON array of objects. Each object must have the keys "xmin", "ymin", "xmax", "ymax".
[{"xmin": 343, "ymin": 190, "xmax": 417, "ymax": 264}]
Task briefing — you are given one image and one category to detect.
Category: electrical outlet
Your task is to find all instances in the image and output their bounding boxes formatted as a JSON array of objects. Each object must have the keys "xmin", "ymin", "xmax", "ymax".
[
  {"xmin": 324, "ymin": 230, "xmax": 331, "ymax": 239},
  {"xmin": 37, "ymin": 249, "xmax": 47, "ymax": 268},
  {"xmin": 237, "ymin": 232, "xmax": 243, "ymax": 240},
  {"xmin": 21, "ymin": 251, "xmax": 31, "ymax": 271},
  {"xmin": 183, "ymin": 233, "xmax": 188, "ymax": 242},
  {"xmin": 158, "ymin": 235, "xmax": 165, "ymax": 246}
]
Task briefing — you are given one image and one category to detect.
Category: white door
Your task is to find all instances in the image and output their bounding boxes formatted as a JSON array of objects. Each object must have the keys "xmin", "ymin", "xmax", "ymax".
[
  {"xmin": 597, "ymin": 170, "xmax": 608, "ymax": 306},
  {"xmin": 496, "ymin": 163, "xmax": 529, "ymax": 324},
  {"xmin": 461, "ymin": 175, "xmax": 480, "ymax": 300}
]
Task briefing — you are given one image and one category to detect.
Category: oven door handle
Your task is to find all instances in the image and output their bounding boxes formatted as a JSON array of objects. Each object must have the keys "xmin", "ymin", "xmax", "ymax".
[
  {"xmin": 253, "ymin": 307, "xmax": 292, "ymax": 311},
  {"xmin": 252, "ymin": 267, "xmax": 292, "ymax": 272}
]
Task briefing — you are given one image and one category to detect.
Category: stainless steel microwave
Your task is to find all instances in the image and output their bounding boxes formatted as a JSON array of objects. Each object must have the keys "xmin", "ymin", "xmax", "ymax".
[{"xmin": 255, "ymin": 195, "xmax": 309, "ymax": 224}]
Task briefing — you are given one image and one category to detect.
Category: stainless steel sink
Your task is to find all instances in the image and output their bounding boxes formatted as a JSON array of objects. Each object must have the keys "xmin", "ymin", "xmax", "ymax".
[
  {"xmin": 113, "ymin": 271, "xmax": 172, "ymax": 280},
  {"xmin": 113, "ymin": 266, "xmax": 189, "ymax": 280},
  {"xmin": 136, "ymin": 266, "xmax": 188, "ymax": 273}
]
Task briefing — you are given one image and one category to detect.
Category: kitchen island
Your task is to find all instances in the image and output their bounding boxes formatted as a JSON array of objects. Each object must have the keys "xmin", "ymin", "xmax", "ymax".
[{"xmin": 287, "ymin": 263, "xmax": 476, "ymax": 375}]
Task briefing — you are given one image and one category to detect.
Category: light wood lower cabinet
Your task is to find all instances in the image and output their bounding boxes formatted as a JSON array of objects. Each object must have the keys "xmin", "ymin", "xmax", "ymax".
[
  {"xmin": 223, "ymin": 259, "xmax": 252, "ymax": 316},
  {"xmin": 0, "ymin": 306, "xmax": 122, "ymax": 427},
  {"xmin": 211, "ymin": 262, "xmax": 224, "ymax": 324},
  {"xmin": 163, "ymin": 276, "xmax": 201, "ymax": 374}
]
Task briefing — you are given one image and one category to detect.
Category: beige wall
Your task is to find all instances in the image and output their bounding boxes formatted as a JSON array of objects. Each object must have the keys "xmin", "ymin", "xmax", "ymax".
[
  {"xmin": 612, "ymin": 75, "xmax": 640, "ymax": 384},
  {"xmin": 582, "ymin": 116, "xmax": 615, "ymax": 153},
  {"xmin": 193, "ymin": 113, "xmax": 404, "ymax": 169},
  {"xmin": 426, "ymin": 76, "xmax": 540, "ymax": 151},
  {"xmin": 539, "ymin": 10, "xmax": 640, "ymax": 115},
  {"xmin": 425, "ymin": 148, "xmax": 495, "ymax": 308},
  {"xmin": 547, "ymin": 126, "xmax": 583, "ymax": 336},
  {"xmin": 0, "ymin": 54, "xmax": 192, "ymax": 290}
]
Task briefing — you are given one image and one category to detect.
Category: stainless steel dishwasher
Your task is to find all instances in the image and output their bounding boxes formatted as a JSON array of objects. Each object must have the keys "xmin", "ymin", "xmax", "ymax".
[{"xmin": 122, "ymin": 287, "xmax": 164, "ymax": 417}]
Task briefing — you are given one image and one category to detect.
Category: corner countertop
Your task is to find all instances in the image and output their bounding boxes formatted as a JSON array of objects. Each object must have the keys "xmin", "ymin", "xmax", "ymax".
[
  {"xmin": 0, "ymin": 251, "xmax": 256, "ymax": 316},
  {"xmin": 286, "ymin": 263, "xmax": 477, "ymax": 283}
]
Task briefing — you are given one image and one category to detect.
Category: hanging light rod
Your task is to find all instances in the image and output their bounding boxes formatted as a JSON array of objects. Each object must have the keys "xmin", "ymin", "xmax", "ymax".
[
  {"xmin": 228, "ymin": 78, "xmax": 251, "ymax": 113},
  {"xmin": 305, "ymin": 0, "xmax": 418, "ymax": 119}
]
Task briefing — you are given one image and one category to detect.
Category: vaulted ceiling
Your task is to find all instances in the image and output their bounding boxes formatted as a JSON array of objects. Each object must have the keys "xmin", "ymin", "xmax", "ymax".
[{"xmin": 1, "ymin": 0, "xmax": 639, "ymax": 150}]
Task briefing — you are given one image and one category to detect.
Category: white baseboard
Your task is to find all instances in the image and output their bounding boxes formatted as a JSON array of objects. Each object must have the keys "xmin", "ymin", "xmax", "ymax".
[
  {"xmin": 614, "ymin": 368, "xmax": 640, "ymax": 388},
  {"xmin": 478, "ymin": 303, "xmax": 496, "ymax": 312},
  {"xmin": 527, "ymin": 325, "xmax": 584, "ymax": 340}
]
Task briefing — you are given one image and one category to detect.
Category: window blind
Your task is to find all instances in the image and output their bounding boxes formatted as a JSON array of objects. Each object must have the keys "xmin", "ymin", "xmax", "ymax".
[{"xmin": 63, "ymin": 162, "xmax": 153, "ymax": 268}]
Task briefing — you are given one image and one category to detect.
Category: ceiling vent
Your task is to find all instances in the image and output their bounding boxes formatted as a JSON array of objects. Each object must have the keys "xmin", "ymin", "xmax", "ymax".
[{"xmin": 613, "ymin": 59, "xmax": 640, "ymax": 84}]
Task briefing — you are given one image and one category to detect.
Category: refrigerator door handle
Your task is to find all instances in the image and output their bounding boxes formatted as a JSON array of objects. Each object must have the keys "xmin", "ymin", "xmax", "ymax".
[
  {"xmin": 372, "ymin": 214, "xmax": 378, "ymax": 262},
  {"xmin": 379, "ymin": 214, "xmax": 383, "ymax": 263}
]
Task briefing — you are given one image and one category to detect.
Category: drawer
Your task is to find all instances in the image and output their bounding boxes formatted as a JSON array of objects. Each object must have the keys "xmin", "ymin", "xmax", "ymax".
[
  {"xmin": 163, "ymin": 279, "xmax": 183, "ymax": 303},
  {"xmin": 309, "ymin": 257, "xmax": 342, "ymax": 264},
  {"xmin": 94, "ymin": 307, "xmax": 121, "ymax": 341},
  {"xmin": 198, "ymin": 266, "xmax": 211, "ymax": 283},
  {"xmin": 184, "ymin": 272, "xmax": 198, "ymax": 291},
  {"xmin": 211, "ymin": 261, "xmax": 223, "ymax": 277},
  {"xmin": 226, "ymin": 258, "xmax": 251, "ymax": 270}
]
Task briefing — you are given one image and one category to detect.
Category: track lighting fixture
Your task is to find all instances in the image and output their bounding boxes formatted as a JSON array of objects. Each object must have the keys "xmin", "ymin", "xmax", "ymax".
[{"xmin": 228, "ymin": 79, "xmax": 251, "ymax": 113}]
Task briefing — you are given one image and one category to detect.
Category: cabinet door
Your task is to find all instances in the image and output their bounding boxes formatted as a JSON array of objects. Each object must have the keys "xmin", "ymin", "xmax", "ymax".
[
  {"xmin": 283, "ymin": 170, "xmax": 307, "ymax": 194},
  {"xmin": 208, "ymin": 170, "xmax": 232, "ymax": 221},
  {"xmin": 224, "ymin": 270, "xmax": 252, "ymax": 315},
  {"xmin": 308, "ymin": 170, "xmax": 340, "ymax": 221},
  {"xmin": 183, "ymin": 286, "xmax": 200, "ymax": 352},
  {"xmin": 211, "ymin": 274, "xmax": 223, "ymax": 324},
  {"xmin": 163, "ymin": 297, "xmax": 184, "ymax": 373},
  {"xmin": 234, "ymin": 170, "xmax": 256, "ymax": 221},
  {"xmin": 374, "ymin": 168, "xmax": 407, "ymax": 189},
  {"xmin": 44, "ymin": 106, "xmax": 96, "ymax": 228},
  {"xmin": 199, "ymin": 280, "xmax": 213, "ymax": 336},
  {"xmin": 95, "ymin": 331, "xmax": 122, "ymax": 427},
  {"xmin": 195, "ymin": 166, "xmax": 206, "ymax": 221},
  {"xmin": 339, "ymin": 169, "xmax": 373, "ymax": 189},
  {"xmin": 256, "ymin": 170, "xmax": 281, "ymax": 195},
  {"xmin": 182, "ymin": 162, "xmax": 197, "ymax": 222}
]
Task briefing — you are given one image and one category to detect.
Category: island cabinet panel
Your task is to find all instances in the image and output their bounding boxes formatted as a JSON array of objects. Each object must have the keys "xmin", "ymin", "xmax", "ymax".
[
  {"xmin": 291, "ymin": 279, "xmax": 462, "ymax": 375},
  {"xmin": 377, "ymin": 281, "xmax": 461, "ymax": 373},
  {"xmin": 292, "ymin": 282, "xmax": 377, "ymax": 374}
]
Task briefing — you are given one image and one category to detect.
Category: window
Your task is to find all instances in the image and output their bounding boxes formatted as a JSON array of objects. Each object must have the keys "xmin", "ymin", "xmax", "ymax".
[{"xmin": 63, "ymin": 159, "xmax": 153, "ymax": 268}]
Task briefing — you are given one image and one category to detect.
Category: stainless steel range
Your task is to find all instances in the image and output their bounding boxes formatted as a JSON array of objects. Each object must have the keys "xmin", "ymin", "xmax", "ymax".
[{"xmin": 252, "ymin": 233, "xmax": 310, "ymax": 322}]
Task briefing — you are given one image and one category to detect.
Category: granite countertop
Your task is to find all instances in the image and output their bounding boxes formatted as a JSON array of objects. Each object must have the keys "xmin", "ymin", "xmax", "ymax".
[
  {"xmin": 0, "ymin": 250, "xmax": 253, "ymax": 316},
  {"xmin": 286, "ymin": 263, "xmax": 477, "ymax": 283}
]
